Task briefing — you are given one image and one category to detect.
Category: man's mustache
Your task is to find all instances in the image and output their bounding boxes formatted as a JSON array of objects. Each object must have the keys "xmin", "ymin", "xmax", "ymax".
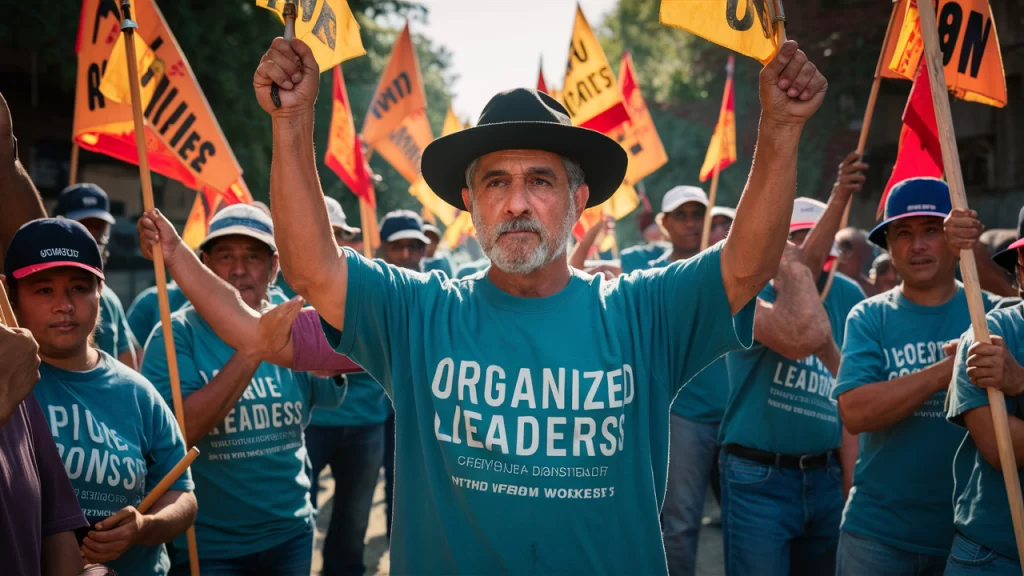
[{"xmin": 494, "ymin": 217, "xmax": 543, "ymax": 236}]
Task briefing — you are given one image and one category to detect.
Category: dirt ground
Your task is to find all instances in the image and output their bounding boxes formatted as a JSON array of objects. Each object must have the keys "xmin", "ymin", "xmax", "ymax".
[{"xmin": 310, "ymin": 470, "xmax": 724, "ymax": 576}]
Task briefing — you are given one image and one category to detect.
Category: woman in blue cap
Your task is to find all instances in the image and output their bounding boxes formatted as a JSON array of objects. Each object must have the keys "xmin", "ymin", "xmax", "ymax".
[{"xmin": 4, "ymin": 217, "xmax": 196, "ymax": 575}]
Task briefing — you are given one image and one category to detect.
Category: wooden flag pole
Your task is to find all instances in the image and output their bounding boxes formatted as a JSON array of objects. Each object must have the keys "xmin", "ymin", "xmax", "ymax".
[
  {"xmin": 772, "ymin": 0, "xmax": 787, "ymax": 44},
  {"xmin": 0, "ymin": 281, "xmax": 16, "ymax": 328},
  {"xmin": 701, "ymin": 166, "xmax": 721, "ymax": 251},
  {"xmin": 138, "ymin": 447, "xmax": 200, "ymax": 514},
  {"xmin": 820, "ymin": 0, "xmax": 899, "ymax": 301},
  {"xmin": 918, "ymin": 0, "xmax": 1024, "ymax": 565},
  {"xmin": 118, "ymin": 2, "xmax": 200, "ymax": 573},
  {"xmin": 69, "ymin": 143, "xmax": 80, "ymax": 186}
]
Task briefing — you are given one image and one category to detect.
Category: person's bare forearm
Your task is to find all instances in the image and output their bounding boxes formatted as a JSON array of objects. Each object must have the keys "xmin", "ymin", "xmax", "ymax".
[
  {"xmin": 569, "ymin": 223, "xmax": 603, "ymax": 270},
  {"xmin": 182, "ymin": 352, "xmax": 260, "ymax": 445},
  {"xmin": 964, "ymin": 407, "xmax": 1024, "ymax": 470},
  {"xmin": 755, "ymin": 265, "xmax": 830, "ymax": 359},
  {"xmin": 800, "ymin": 186, "xmax": 851, "ymax": 275},
  {"xmin": 817, "ymin": 338, "xmax": 841, "ymax": 377},
  {"xmin": 41, "ymin": 532, "xmax": 83, "ymax": 576},
  {"xmin": 269, "ymin": 114, "xmax": 347, "ymax": 326},
  {"xmin": 722, "ymin": 120, "xmax": 802, "ymax": 310},
  {"xmin": 137, "ymin": 490, "xmax": 196, "ymax": 546},
  {"xmin": 0, "ymin": 157, "xmax": 45, "ymax": 270},
  {"xmin": 838, "ymin": 359, "xmax": 952, "ymax": 434}
]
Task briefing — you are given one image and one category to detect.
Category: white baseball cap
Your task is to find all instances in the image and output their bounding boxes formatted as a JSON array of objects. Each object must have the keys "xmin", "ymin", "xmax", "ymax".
[
  {"xmin": 324, "ymin": 196, "xmax": 360, "ymax": 234},
  {"xmin": 199, "ymin": 204, "xmax": 277, "ymax": 253},
  {"xmin": 710, "ymin": 206, "xmax": 736, "ymax": 220},
  {"xmin": 661, "ymin": 186, "xmax": 708, "ymax": 214},
  {"xmin": 790, "ymin": 197, "xmax": 827, "ymax": 233}
]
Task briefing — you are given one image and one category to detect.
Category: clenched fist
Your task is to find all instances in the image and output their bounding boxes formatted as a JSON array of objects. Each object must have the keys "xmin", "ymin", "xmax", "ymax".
[
  {"xmin": 254, "ymin": 38, "xmax": 321, "ymax": 118},
  {"xmin": 0, "ymin": 324, "xmax": 40, "ymax": 424},
  {"xmin": 759, "ymin": 41, "xmax": 828, "ymax": 128}
]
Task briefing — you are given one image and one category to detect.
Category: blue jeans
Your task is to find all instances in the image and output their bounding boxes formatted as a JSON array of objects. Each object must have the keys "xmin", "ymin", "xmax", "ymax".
[
  {"xmin": 169, "ymin": 527, "xmax": 313, "ymax": 575},
  {"xmin": 945, "ymin": 533, "xmax": 1021, "ymax": 575},
  {"xmin": 719, "ymin": 449, "xmax": 843, "ymax": 576},
  {"xmin": 837, "ymin": 530, "xmax": 947, "ymax": 575},
  {"xmin": 306, "ymin": 423, "xmax": 385, "ymax": 576},
  {"xmin": 663, "ymin": 414, "xmax": 720, "ymax": 576}
]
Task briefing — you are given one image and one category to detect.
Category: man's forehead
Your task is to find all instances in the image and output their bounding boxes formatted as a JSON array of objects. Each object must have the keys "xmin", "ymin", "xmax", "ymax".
[
  {"xmin": 23, "ymin": 268, "xmax": 94, "ymax": 283},
  {"xmin": 475, "ymin": 150, "xmax": 564, "ymax": 171},
  {"xmin": 210, "ymin": 235, "xmax": 271, "ymax": 252},
  {"xmin": 890, "ymin": 215, "xmax": 943, "ymax": 230}
]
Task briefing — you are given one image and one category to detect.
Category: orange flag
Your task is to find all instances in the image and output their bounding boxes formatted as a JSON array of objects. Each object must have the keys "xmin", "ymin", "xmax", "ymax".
[
  {"xmin": 699, "ymin": 55, "xmax": 737, "ymax": 182},
  {"xmin": 408, "ymin": 106, "xmax": 461, "ymax": 225},
  {"xmin": 76, "ymin": 0, "xmax": 252, "ymax": 247},
  {"xmin": 562, "ymin": 6, "xmax": 630, "ymax": 132},
  {"xmin": 887, "ymin": 0, "xmax": 1007, "ymax": 107},
  {"xmin": 660, "ymin": 0, "xmax": 780, "ymax": 64},
  {"xmin": 375, "ymin": 110, "xmax": 433, "ymax": 184},
  {"xmin": 360, "ymin": 24, "xmax": 428, "ymax": 147},
  {"xmin": 443, "ymin": 210, "xmax": 476, "ymax": 250},
  {"xmin": 325, "ymin": 65, "xmax": 375, "ymax": 206},
  {"xmin": 255, "ymin": 0, "xmax": 365, "ymax": 72},
  {"xmin": 608, "ymin": 52, "xmax": 668, "ymax": 185}
]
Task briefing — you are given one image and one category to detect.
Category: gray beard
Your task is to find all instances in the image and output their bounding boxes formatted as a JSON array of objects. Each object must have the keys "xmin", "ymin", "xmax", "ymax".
[{"xmin": 472, "ymin": 195, "xmax": 577, "ymax": 275}]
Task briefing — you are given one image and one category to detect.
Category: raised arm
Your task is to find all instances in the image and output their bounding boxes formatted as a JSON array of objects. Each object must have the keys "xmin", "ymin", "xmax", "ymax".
[
  {"xmin": 797, "ymin": 151, "xmax": 867, "ymax": 274},
  {"xmin": 721, "ymin": 41, "xmax": 828, "ymax": 314},
  {"xmin": 254, "ymin": 38, "xmax": 349, "ymax": 331},
  {"xmin": 753, "ymin": 253, "xmax": 834, "ymax": 361},
  {"xmin": 569, "ymin": 218, "xmax": 608, "ymax": 270},
  {"xmin": 0, "ymin": 92, "xmax": 45, "ymax": 271}
]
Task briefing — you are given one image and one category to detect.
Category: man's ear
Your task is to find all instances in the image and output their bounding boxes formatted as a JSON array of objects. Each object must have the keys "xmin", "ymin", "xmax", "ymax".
[
  {"xmin": 574, "ymin": 184, "xmax": 590, "ymax": 220},
  {"xmin": 270, "ymin": 252, "xmax": 281, "ymax": 283},
  {"xmin": 461, "ymin": 188, "xmax": 472, "ymax": 213}
]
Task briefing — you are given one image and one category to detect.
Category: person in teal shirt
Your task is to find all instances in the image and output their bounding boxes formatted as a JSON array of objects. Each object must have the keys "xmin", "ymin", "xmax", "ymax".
[
  {"xmin": 53, "ymin": 182, "xmax": 140, "ymax": 368},
  {"xmin": 126, "ymin": 283, "xmax": 190, "ymax": 350},
  {"xmin": 719, "ymin": 173, "xmax": 866, "ymax": 575},
  {"xmin": 138, "ymin": 205, "xmax": 344, "ymax": 574},
  {"xmin": 5, "ymin": 218, "xmax": 195, "ymax": 575},
  {"xmin": 422, "ymin": 223, "xmax": 455, "ymax": 277},
  {"xmin": 455, "ymin": 258, "xmax": 490, "ymax": 278},
  {"xmin": 834, "ymin": 178, "xmax": 1000, "ymax": 575},
  {"xmin": 254, "ymin": 35, "xmax": 827, "ymax": 573},
  {"xmin": 945, "ymin": 204, "xmax": 1024, "ymax": 575}
]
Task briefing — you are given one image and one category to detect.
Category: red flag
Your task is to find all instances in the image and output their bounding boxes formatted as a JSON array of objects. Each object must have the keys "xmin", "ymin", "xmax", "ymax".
[
  {"xmin": 878, "ymin": 63, "xmax": 944, "ymax": 218},
  {"xmin": 537, "ymin": 56, "xmax": 548, "ymax": 93},
  {"xmin": 699, "ymin": 55, "xmax": 737, "ymax": 182},
  {"xmin": 325, "ymin": 66, "xmax": 376, "ymax": 206}
]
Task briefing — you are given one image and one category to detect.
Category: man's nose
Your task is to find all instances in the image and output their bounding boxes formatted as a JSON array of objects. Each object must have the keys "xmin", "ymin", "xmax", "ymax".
[{"xmin": 504, "ymin": 181, "xmax": 532, "ymax": 217}]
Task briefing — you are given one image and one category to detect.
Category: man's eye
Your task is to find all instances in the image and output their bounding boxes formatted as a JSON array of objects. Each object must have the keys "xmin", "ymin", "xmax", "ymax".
[
  {"xmin": 531, "ymin": 178, "xmax": 551, "ymax": 186},
  {"xmin": 36, "ymin": 287, "xmax": 52, "ymax": 295},
  {"xmin": 486, "ymin": 180, "xmax": 506, "ymax": 188}
]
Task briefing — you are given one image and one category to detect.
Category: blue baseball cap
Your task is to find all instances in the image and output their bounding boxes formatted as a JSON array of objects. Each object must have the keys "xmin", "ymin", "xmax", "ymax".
[
  {"xmin": 54, "ymin": 183, "xmax": 116, "ymax": 224},
  {"xmin": 4, "ymin": 218, "xmax": 104, "ymax": 280},
  {"xmin": 993, "ymin": 205, "xmax": 1024, "ymax": 273},
  {"xmin": 199, "ymin": 204, "xmax": 277, "ymax": 253},
  {"xmin": 379, "ymin": 210, "xmax": 431, "ymax": 244},
  {"xmin": 868, "ymin": 177, "xmax": 951, "ymax": 249}
]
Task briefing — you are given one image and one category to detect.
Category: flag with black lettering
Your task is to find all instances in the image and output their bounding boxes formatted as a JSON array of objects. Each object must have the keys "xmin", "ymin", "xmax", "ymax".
[
  {"xmin": 562, "ymin": 6, "xmax": 630, "ymax": 132},
  {"xmin": 887, "ymin": 0, "xmax": 1006, "ymax": 107},
  {"xmin": 360, "ymin": 23, "xmax": 427, "ymax": 147},
  {"xmin": 75, "ymin": 0, "xmax": 251, "ymax": 204},
  {"xmin": 255, "ymin": 0, "xmax": 365, "ymax": 72},
  {"xmin": 660, "ymin": 0, "xmax": 779, "ymax": 64},
  {"xmin": 408, "ymin": 106, "xmax": 462, "ymax": 225},
  {"xmin": 607, "ymin": 52, "xmax": 668, "ymax": 185}
]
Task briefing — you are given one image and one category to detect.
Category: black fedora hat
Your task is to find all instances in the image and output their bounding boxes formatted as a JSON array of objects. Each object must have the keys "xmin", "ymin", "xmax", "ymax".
[{"xmin": 421, "ymin": 88, "xmax": 627, "ymax": 211}]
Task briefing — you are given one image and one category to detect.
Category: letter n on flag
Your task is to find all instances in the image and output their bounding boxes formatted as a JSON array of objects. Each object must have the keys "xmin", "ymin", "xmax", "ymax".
[
  {"xmin": 660, "ymin": 0, "xmax": 779, "ymax": 64},
  {"xmin": 360, "ymin": 24, "xmax": 427, "ymax": 147},
  {"xmin": 700, "ymin": 55, "xmax": 737, "ymax": 182},
  {"xmin": 325, "ymin": 65, "xmax": 375, "ymax": 206},
  {"xmin": 878, "ymin": 63, "xmax": 943, "ymax": 218}
]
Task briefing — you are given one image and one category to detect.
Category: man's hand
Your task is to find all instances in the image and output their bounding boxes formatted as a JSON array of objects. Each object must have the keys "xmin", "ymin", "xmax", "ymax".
[
  {"xmin": 138, "ymin": 209, "xmax": 187, "ymax": 269},
  {"xmin": 0, "ymin": 325, "xmax": 40, "ymax": 423},
  {"xmin": 251, "ymin": 296, "xmax": 305, "ymax": 361},
  {"xmin": 945, "ymin": 208, "xmax": 984, "ymax": 252},
  {"xmin": 254, "ymin": 38, "xmax": 320, "ymax": 118},
  {"xmin": 774, "ymin": 246, "xmax": 833, "ymax": 351},
  {"xmin": 81, "ymin": 506, "xmax": 146, "ymax": 564},
  {"xmin": 833, "ymin": 151, "xmax": 868, "ymax": 198},
  {"xmin": 760, "ymin": 41, "xmax": 828, "ymax": 128},
  {"xmin": 967, "ymin": 336, "xmax": 1024, "ymax": 396},
  {"xmin": 944, "ymin": 340, "xmax": 960, "ymax": 358}
]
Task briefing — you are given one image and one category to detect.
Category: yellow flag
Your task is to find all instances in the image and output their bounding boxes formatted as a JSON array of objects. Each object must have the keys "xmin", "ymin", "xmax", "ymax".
[
  {"xmin": 442, "ymin": 105, "xmax": 462, "ymax": 137},
  {"xmin": 660, "ymin": 0, "xmax": 779, "ymax": 64},
  {"xmin": 376, "ymin": 110, "xmax": 432, "ymax": 183},
  {"xmin": 407, "ymin": 105, "xmax": 462, "ymax": 226},
  {"xmin": 99, "ymin": 32, "xmax": 157, "ymax": 105},
  {"xmin": 607, "ymin": 53, "xmax": 667, "ymax": 184},
  {"xmin": 256, "ymin": 0, "xmax": 365, "ymax": 72},
  {"xmin": 562, "ymin": 6, "xmax": 630, "ymax": 132},
  {"xmin": 603, "ymin": 183, "xmax": 640, "ymax": 220},
  {"xmin": 361, "ymin": 24, "xmax": 427, "ymax": 146},
  {"xmin": 443, "ymin": 211, "xmax": 476, "ymax": 250}
]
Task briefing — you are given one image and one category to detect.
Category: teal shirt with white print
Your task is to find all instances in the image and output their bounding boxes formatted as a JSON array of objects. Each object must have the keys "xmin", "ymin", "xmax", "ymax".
[
  {"xmin": 637, "ymin": 249, "xmax": 729, "ymax": 422},
  {"xmin": 833, "ymin": 285, "xmax": 999, "ymax": 555},
  {"xmin": 33, "ymin": 351, "xmax": 192, "ymax": 576},
  {"xmin": 721, "ymin": 272, "xmax": 864, "ymax": 454},
  {"xmin": 95, "ymin": 284, "xmax": 136, "ymax": 358},
  {"xmin": 948, "ymin": 302, "xmax": 1024, "ymax": 561},
  {"xmin": 318, "ymin": 244, "xmax": 754, "ymax": 575},
  {"xmin": 141, "ymin": 305, "xmax": 343, "ymax": 562}
]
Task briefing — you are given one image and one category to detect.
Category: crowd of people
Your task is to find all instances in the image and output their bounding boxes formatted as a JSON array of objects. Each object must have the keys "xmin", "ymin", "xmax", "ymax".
[{"xmin": 2, "ymin": 35, "xmax": 1024, "ymax": 576}]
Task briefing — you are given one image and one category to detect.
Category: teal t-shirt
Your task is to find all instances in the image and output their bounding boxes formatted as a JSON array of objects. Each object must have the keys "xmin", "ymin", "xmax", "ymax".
[
  {"xmin": 318, "ymin": 245, "xmax": 754, "ymax": 574},
  {"xmin": 455, "ymin": 259, "xmax": 490, "ymax": 278},
  {"xmin": 833, "ymin": 285, "xmax": 999, "ymax": 555},
  {"xmin": 96, "ymin": 284, "xmax": 136, "ymax": 358},
  {"xmin": 720, "ymin": 272, "xmax": 865, "ymax": 454},
  {"xmin": 948, "ymin": 302, "xmax": 1024, "ymax": 560},
  {"xmin": 423, "ymin": 255, "xmax": 454, "ymax": 278},
  {"xmin": 141, "ymin": 305, "xmax": 342, "ymax": 561},
  {"xmin": 33, "ymin": 351, "xmax": 192, "ymax": 576},
  {"xmin": 309, "ymin": 373, "xmax": 391, "ymax": 427},
  {"xmin": 127, "ymin": 283, "xmax": 190, "ymax": 349},
  {"xmin": 636, "ymin": 251, "xmax": 728, "ymax": 422},
  {"xmin": 620, "ymin": 242, "xmax": 671, "ymax": 274}
]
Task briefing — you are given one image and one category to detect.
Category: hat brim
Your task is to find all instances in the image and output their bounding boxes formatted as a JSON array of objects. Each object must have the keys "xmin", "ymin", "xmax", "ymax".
[
  {"xmin": 63, "ymin": 209, "xmax": 116, "ymax": 225},
  {"xmin": 332, "ymin": 223, "xmax": 361, "ymax": 235},
  {"xmin": 868, "ymin": 211, "xmax": 949, "ymax": 249},
  {"xmin": 13, "ymin": 261, "xmax": 104, "ymax": 281},
  {"xmin": 993, "ymin": 238, "xmax": 1024, "ymax": 273},
  {"xmin": 384, "ymin": 229, "xmax": 431, "ymax": 244},
  {"xmin": 789, "ymin": 222, "xmax": 817, "ymax": 233},
  {"xmin": 662, "ymin": 197, "xmax": 708, "ymax": 214},
  {"xmin": 199, "ymin": 226, "xmax": 277, "ymax": 253},
  {"xmin": 421, "ymin": 121, "xmax": 627, "ymax": 211}
]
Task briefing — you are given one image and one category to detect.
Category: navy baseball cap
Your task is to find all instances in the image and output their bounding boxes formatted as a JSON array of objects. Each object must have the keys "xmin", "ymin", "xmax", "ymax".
[
  {"xmin": 993, "ymin": 205, "xmax": 1024, "ymax": 273},
  {"xmin": 4, "ymin": 218, "xmax": 104, "ymax": 280},
  {"xmin": 54, "ymin": 183, "xmax": 116, "ymax": 224},
  {"xmin": 379, "ymin": 210, "xmax": 431, "ymax": 244},
  {"xmin": 868, "ymin": 178, "xmax": 952, "ymax": 249}
]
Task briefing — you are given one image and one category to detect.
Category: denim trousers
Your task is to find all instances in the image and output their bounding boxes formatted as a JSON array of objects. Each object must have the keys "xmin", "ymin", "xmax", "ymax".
[
  {"xmin": 169, "ymin": 526, "xmax": 313, "ymax": 576},
  {"xmin": 663, "ymin": 414, "xmax": 721, "ymax": 576},
  {"xmin": 945, "ymin": 533, "xmax": 1021, "ymax": 575},
  {"xmin": 836, "ymin": 529, "xmax": 947, "ymax": 575}
]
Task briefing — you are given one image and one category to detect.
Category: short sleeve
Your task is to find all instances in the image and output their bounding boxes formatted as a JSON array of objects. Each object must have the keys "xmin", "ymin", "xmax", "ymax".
[
  {"xmin": 948, "ymin": 317, "xmax": 1005, "ymax": 427},
  {"xmin": 300, "ymin": 372, "xmax": 347, "ymax": 411},
  {"xmin": 138, "ymin": 381, "xmax": 193, "ymax": 494},
  {"xmin": 291, "ymin": 308, "xmax": 364, "ymax": 374},
  {"xmin": 141, "ymin": 313, "xmax": 207, "ymax": 411},
  {"xmin": 127, "ymin": 290, "xmax": 158, "ymax": 349},
  {"xmin": 320, "ymin": 249, "xmax": 425, "ymax": 396},
  {"xmin": 982, "ymin": 290, "xmax": 1003, "ymax": 313},
  {"xmin": 832, "ymin": 302, "xmax": 883, "ymax": 399},
  {"xmin": 114, "ymin": 297, "xmax": 138, "ymax": 353},
  {"xmin": 26, "ymin": 397, "xmax": 88, "ymax": 536},
  {"xmin": 632, "ymin": 244, "xmax": 756, "ymax": 394}
]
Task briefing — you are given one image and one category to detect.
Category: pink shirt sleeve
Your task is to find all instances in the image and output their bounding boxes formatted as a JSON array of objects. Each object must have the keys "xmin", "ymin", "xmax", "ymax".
[{"xmin": 291, "ymin": 308, "xmax": 364, "ymax": 374}]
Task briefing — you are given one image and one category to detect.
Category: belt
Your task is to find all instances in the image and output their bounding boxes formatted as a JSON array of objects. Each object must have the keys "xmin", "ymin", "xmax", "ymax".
[{"xmin": 725, "ymin": 444, "xmax": 832, "ymax": 470}]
